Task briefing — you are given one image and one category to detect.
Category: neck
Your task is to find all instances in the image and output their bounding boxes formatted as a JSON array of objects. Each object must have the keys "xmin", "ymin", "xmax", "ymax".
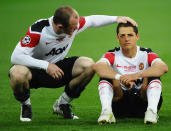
[
  {"xmin": 52, "ymin": 21, "xmax": 57, "ymax": 33},
  {"xmin": 122, "ymin": 46, "xmax": 137, "ymax": 58},
  {"xmin": 52, "ymin": 21, "xmax": 64, "ymax": 35}
]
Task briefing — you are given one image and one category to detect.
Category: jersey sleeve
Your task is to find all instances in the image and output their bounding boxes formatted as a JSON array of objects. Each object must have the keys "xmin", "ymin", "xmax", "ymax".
[
  {"xmin": 101, "ymin": 52, "xmax": 115, "ymax": 66},
  {"xmin": 11, "ymin": 27, "xmax": 49, "ymax": 70},
  {"xmin": 148, "ymin": 52, "xmax": 160, "ymax": 66},
  {"xmin": 77, "ymin": 17, "xmax": 86, "ymax": 34},
  {"xmin": 20, "ymin": 28, "xmax": 40, "ymax": 48},
  {"xmin": 76, "ymin": 15, "xmax": 117, "ymax": 34}
]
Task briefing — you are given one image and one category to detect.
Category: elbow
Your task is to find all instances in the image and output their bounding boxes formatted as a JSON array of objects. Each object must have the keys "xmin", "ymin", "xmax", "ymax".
[
  {"xmin": 92, "ymin": 64, "xmax": 97, "ymax": 72},
  {"xmin": 11, "ymin": 54, "xmax": 16, "ymax": 64},
  {"xmin": 91, "ymin": 64, "xmax": 101, "ymax": 76},
  {"xmin": 164, "ymin": 64, "xmax": 168, "ymax": 73},
  {"xmin": 11, "ymin": 52, "xmax": 20, "ymax": 65}
]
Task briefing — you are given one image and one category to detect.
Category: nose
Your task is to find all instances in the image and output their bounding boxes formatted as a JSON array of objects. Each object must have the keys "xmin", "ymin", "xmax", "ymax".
[{"xmin": 125, "ymin": 35, "xmax": 129, "ymax": 41}]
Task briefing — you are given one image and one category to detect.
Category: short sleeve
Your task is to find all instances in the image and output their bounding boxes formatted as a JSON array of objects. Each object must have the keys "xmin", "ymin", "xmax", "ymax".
[
  {"xmin": 148, "ymin": 52, "xmax": 159, "ymax": 66},
  {"xmin": 103, "ymin": 52, "xmax": 115, "ymax": 65}
]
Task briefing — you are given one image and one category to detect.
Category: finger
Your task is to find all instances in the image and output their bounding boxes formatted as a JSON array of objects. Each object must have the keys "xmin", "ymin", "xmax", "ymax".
[
  {"xmin": 126, "ymin": 17, "xmax": 138, "ymax": 27},
  {"xmin": 121, "ymin": 17, "xmax": 127, "ymax": 23},
  {"xmin": 56, "ymin": 67, "xmax": 64, "ymax": 76},
  {"xmin": 56, "ymin": 71, "xmax": 63, "ymax": 79},
  {"xmin": 123, "ymin": 17, "xmax": 135, "ymax": 26},
  {"xmin": 52, "ymin": 74, "xmax": 56, "ymax": 79},
  {"xmin": 54, "ymin": 73, "xmax": 59, "ymax": 80},
  {"xmin": 58, "ymin": 69, "xmax": 64, "ymax": 76},
  {"xmin": 129, "ymin": 83, "xmax": 134, "ymax": 89}
]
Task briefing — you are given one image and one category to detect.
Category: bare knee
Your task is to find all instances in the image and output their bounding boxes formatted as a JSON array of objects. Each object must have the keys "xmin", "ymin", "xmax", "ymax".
[
  {"xmin": 79, "ymin": 56, "xmax": 94, "ymax": 68},
  {"xmin": 10, "ymin": 65, "xmax": 32, "ymax": 88},
  {"xmin": 73, "ymin": 57, "xmax": 95, "ymax": 77}
]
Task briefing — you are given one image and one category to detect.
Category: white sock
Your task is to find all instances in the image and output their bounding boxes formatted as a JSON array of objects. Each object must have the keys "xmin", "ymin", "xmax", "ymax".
[
  {"xmin": 147, "ymin": 80, "xmax": 162, "ymax": 113},
  {"xmin": 98, "ymin": 80, "xmax": 113, "ymax": 113},
  {"xmin": 58, "ymin": 92, "xmax": 73, "ymax": 105},
  {"xmin": 21, "ymin": 98, "xmax": 31, "ymax": 105}
]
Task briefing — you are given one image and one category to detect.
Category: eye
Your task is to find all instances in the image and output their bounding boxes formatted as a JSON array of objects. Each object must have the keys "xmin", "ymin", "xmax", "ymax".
[
  {"xmin": 128, "ymin": 34, "xmax": 134, "ymax": 36},
  {"xmin": 120, "ymin": 34, "xmax": 125, "ymax": 38}
]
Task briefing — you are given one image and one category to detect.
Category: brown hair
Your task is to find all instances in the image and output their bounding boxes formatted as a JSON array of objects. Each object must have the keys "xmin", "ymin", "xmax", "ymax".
[
  {"xmin": 117, "ymin": 22, "xmax": 138, "ymax": 35},
  {"xmin": 53, "ymin": 5, "xmax": 75, "ymax": 28}
]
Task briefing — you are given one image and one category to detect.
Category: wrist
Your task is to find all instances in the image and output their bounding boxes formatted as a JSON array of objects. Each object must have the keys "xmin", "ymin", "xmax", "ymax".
[
  {"xmin": 137, "ymin": 72, "xmax": 143, "ymax": 78},
  {"xmin": 115, "ymin": 74, "xmax": 121, "ymax": 80}
]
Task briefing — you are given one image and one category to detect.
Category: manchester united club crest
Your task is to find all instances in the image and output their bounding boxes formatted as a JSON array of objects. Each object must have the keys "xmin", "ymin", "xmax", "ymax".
[{"xmin": 139, "ymin": 63, "xmax": 144, "ymax": 70}]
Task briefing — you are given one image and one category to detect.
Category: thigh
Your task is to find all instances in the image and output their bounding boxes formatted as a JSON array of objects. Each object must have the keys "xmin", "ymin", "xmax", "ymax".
[{"xmin": 29, "ymin": 56, "xmax": 79, "ymax": 89}]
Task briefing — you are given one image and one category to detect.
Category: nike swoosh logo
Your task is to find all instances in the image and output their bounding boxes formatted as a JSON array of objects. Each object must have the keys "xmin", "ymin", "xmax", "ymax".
[{"xmin": 116, "ymin": 64, "xmax": 122, "ymax": 68}]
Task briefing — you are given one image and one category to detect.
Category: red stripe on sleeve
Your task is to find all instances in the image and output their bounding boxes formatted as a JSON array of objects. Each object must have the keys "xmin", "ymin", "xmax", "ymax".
[
  {"xmin": 148, "ymin": 53, "xmax": 159, "ymax": 66},
  {"xmin": 20, "ymin": 28, "xmax": 40, "ymax": 48},
  {"xmin": 78, "ymin": 17, "xmax": 86, "ymax": 30},
  {"xmin": 104, "ymin": 53, "xmax": 115, "ymax": 65}
]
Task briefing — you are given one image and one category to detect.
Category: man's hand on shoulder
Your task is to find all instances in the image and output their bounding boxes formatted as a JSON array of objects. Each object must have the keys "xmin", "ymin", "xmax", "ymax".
[
  {"xmin": 116, "ymin": 16, "xmax": 138, "ymax": 27},
  {"xmin": 46, "ymin": 63, "xmax": 64, "ymax": 80}
]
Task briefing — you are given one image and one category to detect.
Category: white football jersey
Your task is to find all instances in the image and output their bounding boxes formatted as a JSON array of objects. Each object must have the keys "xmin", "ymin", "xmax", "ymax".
[
  {"xmin": 11, "ymin": 15, "xmax": 118, "ymax": 70},
  {"xmin": 11, "ymin": 16, "xmax": 87, "ymax": 70},
  {"xmin": 101, "ymin": 46, "xmax": 161, "ymax": 90}
]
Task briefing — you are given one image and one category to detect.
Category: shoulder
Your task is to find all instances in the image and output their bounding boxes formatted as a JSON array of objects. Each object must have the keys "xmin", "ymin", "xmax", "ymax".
[
  {"xmin": 108, "ymin": 47, "xmax": 120, "ymax": 53},
  {"xmin": 78, "ymin": 17, "xmax": 86, "ymax": 31},
  {"xmin": 102, "ymin": 47, "xmax": 120, "ymax": 65},
  {"xmin": 139, "ymin": 47, "xmax": 152, "ymax": 53},
  {"xmin": 140, "ymin": 47, "xmax": 160, "ymax": 65},
  {"xmin": 30, "ymin": 19, "xmax": 50, "ymax": 33},
  {"xmin": 20, "ymin": 18, "xmax": 50, "ymax": 47}
]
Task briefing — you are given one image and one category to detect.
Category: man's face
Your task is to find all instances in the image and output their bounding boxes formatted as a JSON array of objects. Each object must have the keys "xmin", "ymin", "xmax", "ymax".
[
  {"xmin": 117, "ymin": 27, "xmax": 139, "ymax": 50},
  {"xmin": 64, "ymin": 12, "xmax": 79, "ymax": 36}
]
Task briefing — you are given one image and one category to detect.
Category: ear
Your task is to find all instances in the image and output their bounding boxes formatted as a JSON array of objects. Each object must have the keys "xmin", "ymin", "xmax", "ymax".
[
  {"xmin": 57, "ymin": 24, "xmax": 63, "ymax": 29},
  {"xmin": 116, "ymin": 35, "xmax": 119, "ymax": 42},
  {"xmin": 136, "ymin": 33, "xmax": 140, "ymax": 40}
]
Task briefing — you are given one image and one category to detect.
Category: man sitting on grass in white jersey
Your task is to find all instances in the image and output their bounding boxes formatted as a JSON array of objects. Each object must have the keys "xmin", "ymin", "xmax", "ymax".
[{"xmin": 93, "ymin": 22, "xmax": 168, "ymax": 124}]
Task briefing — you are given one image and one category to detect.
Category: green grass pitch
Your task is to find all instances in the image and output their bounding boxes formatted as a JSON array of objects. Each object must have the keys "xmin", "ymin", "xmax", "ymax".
[{"xmin": 0, "ymin": 0, "xmax": 171, "ymax": 130}]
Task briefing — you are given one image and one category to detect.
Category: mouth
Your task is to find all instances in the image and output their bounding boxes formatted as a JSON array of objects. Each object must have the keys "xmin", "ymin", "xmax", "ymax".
[{"xmin": 125, "ymin": 43, "xmax": 131, "ymax": 46}]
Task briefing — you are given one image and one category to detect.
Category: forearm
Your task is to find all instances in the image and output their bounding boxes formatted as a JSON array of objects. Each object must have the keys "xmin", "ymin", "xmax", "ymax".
[
  {"xmin": 92, "ymin": 62, "xmax": 117, "ymax": 79},
  {"xmin": 85, "ymin": 15, "xmax": 117, "ymax": 28},
  {"xmin": 138, "ymin": 64, "xmax": 168, "ymax": 78},
  {"xmin": 11, "ymin": 51, "xmax": 49, "ymax": 70}
]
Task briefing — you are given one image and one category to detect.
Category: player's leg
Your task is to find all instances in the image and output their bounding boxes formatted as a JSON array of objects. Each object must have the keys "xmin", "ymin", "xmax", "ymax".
[
  {"xmin": 53, "ymin": 56, "xmax": 95, "ymax": 119},
  {"xmin": 66, "ymin": 56, "xmax": 95, "ymax": 96},
  {"xmin": 97, "ymin": 79, "xmax": 122, "ymax": 124},
  {"xmin": 144, "ymin": 77, "xmax": 163, "ymax": 124},
  {"xmin": 9, "ymin": 65, "xmax": 32, "ymax": 122}
]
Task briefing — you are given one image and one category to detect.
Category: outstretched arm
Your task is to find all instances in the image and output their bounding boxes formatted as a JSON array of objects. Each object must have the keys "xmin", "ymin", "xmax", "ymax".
[
  {"xmin": 85, "ymin": 15, "xmax": 137, "ymax": 28},
  {"xmin": 77, "ymin": 15, "xmax": 137, "ymax": 33}
]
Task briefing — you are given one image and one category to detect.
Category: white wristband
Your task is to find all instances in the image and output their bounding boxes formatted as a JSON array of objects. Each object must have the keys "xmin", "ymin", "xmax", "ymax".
[{"xmin": 115, "ymin": 74, "xmax": 121, "ymax": 80}]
